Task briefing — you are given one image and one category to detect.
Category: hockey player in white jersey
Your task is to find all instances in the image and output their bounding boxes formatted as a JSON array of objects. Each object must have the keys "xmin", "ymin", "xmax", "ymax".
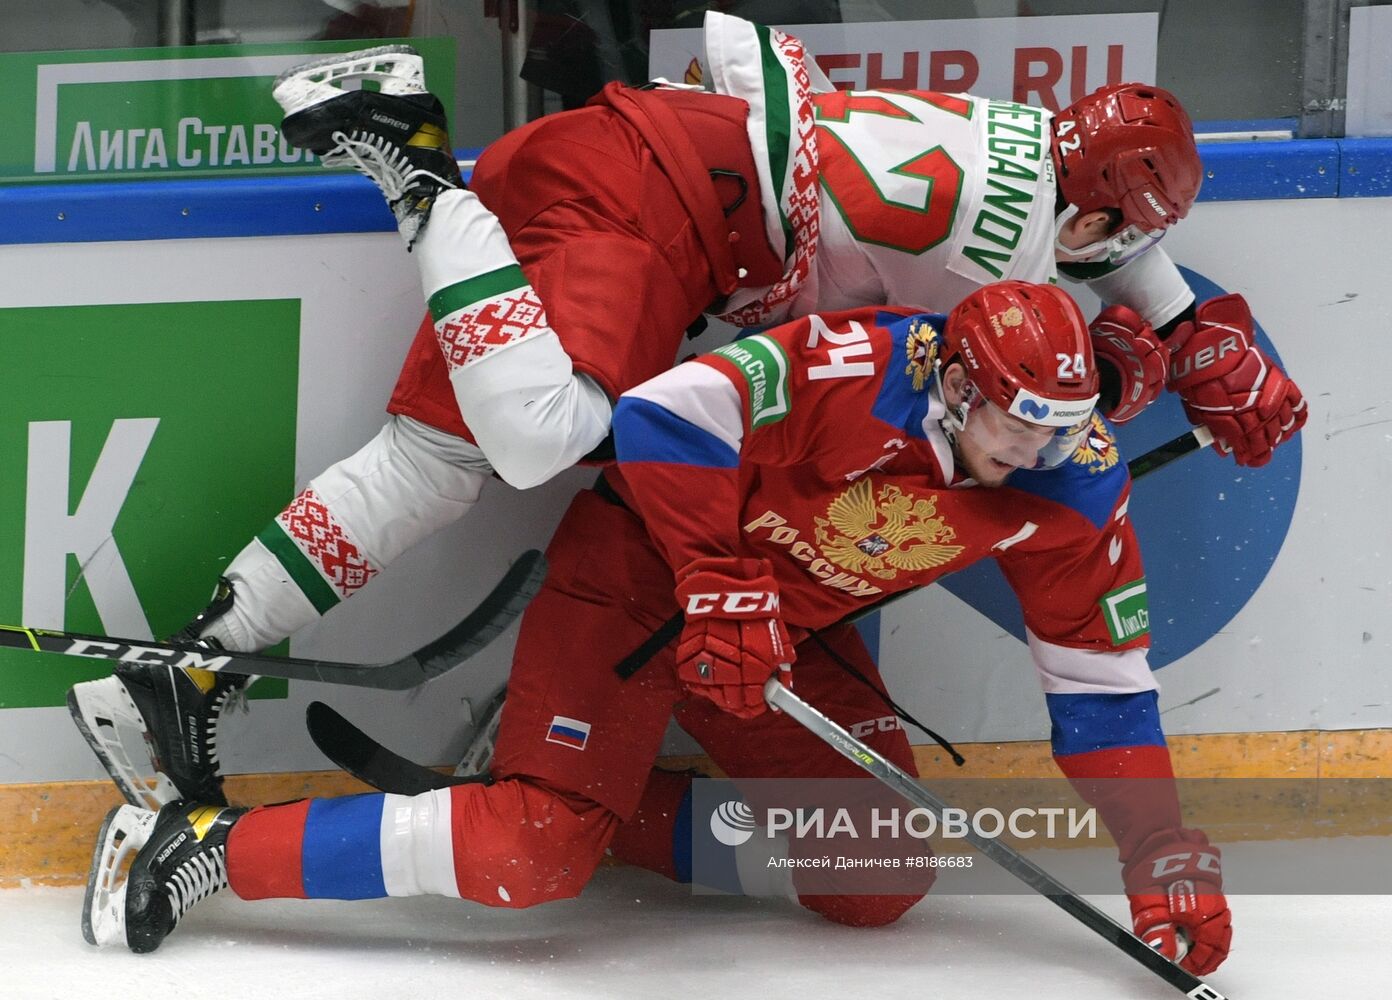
[{"xmin": 68, "ymin": 12, "xmax": 1306, "ymax": 812}]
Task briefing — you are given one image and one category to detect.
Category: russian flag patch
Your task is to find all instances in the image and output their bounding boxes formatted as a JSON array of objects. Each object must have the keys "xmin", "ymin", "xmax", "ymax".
[{"xmin": 545, "ymin": 715, "xmax": 591, "ymax": 750}]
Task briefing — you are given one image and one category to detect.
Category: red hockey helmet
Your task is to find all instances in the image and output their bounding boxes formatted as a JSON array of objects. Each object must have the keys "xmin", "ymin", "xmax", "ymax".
[
  {"xmin": 941, "ymin": 282, "xmax": 1099, "ymax": 469},
  {"xmin": 944, "ymin": 281, "xmax": 1098, "ymax": 425},
  {"xmin": 1052, "ymin": 83, "xmax": 1202, "ymax": 234}
]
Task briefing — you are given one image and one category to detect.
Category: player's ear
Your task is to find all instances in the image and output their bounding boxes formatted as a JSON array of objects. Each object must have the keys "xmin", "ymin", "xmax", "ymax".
[
  {"xmin": 941, "ymin": 360, "xmax": 968, "ymax": 407},
  {"xmin": 1077, "ymin": 208, "xmax": 1123, "ymax": 238}
]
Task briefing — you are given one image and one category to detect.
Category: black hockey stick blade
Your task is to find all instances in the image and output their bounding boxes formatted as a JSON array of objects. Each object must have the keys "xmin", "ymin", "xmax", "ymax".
[
  {"xmin": 307, "ymin": 700, "xmax": 485, "ymax": 793},
  {"xmin": 0, "ymin": 550, "xmax": 546, "ymax": 691},
  {"xmin": 408, "ymin": 550, "xmax": 548, "ymax": 683}
]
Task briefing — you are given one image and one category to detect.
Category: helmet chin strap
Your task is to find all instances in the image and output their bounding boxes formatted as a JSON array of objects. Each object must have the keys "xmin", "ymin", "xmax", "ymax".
[
  {"xmin": 920, "ymin": 364, "xmax": 967, "ymax": 480},
  {"xmin": 1056, "ymin": 204, "xmax": 1166, "ymax": 264},
  {"xmin": 932, "ymin": 358, "xmax": 973, "ymax": 444}
]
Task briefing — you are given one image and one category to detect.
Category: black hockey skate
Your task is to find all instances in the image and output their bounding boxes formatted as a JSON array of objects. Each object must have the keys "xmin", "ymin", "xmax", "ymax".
[
  {"xmin": 67, "ymin": 579, "xmax": 251, "ymax": 810},
  {"xmin": 273, "ymin": 45, "xmax": 464, "ymax": 246},
  {"xmin": 84, "ymin": 800, "xmax": 247, "ymax": 952}
]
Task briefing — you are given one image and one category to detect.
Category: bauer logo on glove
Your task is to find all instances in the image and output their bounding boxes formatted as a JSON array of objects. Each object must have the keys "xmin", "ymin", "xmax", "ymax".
[{"xmin": 1166, "ymin": 294, "xmax": 1308, "ymax": 467}]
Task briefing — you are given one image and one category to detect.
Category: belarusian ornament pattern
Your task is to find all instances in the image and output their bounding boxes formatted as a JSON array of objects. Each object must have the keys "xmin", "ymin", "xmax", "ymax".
[
  {"xmin": 278, "ymin": 489, "xmax": 378, "ymax": 597},
  {"xmin": 435, "ymin": 288, "xmax": 550, "ymax": 370}
]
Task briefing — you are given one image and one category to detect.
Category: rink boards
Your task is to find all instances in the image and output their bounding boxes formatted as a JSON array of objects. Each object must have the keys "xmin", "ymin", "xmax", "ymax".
[{"xmin": 0, "ymin": 142, "xmax": 1388, "ymax": 882}]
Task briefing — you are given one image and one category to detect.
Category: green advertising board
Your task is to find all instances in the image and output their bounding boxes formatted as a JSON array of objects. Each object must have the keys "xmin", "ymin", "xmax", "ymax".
[
  {"xmin": 0, "ymin": 37, "xmax": 455, "ymax": 183},
  {"xmin": 0, "ymin": 299, "xmax": 302, "ymax": 707}
]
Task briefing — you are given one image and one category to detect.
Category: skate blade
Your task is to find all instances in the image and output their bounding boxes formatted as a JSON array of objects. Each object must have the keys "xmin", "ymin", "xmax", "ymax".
[
  {"xmin": 454, "ymin": 686, "xmax": 506, "ymax": 777},
  {"xmin": 82, "ymin": 805, "xmax": 157, "ymax": 948},
  {"xmin": 67, "ymin": 682, "xmax": 180, "ymax": 812},
  {"xmin": 272, "ymin": 44, "xmax": 424, "ymax": 104}
]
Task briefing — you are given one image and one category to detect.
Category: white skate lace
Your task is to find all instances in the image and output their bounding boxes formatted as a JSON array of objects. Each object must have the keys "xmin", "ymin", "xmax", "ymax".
[
  {"xmin": 204, "ymin": 685, "xmax": 250, "ymax": 766},
  {"xmin": 166, "ymin": 845, "xmax": 228, "ymax": 920},
  {"xmin": 221, "ymin": 685, "xmax": 250, "ymax": 716},
  {"xmin": 324, "ymin": 128, "xmax": 455, "ymax": 205}
]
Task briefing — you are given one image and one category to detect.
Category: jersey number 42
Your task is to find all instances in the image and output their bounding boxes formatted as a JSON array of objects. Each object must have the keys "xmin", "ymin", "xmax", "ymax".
[{"xmin": 813, "ymin": 91, "xmax": 970, "ymax": 255}]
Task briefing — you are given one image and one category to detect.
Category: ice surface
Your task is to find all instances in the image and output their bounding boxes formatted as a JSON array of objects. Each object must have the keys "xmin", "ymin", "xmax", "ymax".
[{"xmin": 2, "ymin": 852, "xmax": 1384, "ymax": 1000}]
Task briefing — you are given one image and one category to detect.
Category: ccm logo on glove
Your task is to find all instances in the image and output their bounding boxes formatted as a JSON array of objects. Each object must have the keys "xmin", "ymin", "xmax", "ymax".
[
  {"xmin": 1148, "ymin": 849, "xmax": 1221, "ymax": 880},
  {"xmin": 1125, "ymin": 828, "xmax": 1232, "ymax": 976},
  {"xmin": 684, "ymin": 591, "xmax": 781, "ymax": 616}
]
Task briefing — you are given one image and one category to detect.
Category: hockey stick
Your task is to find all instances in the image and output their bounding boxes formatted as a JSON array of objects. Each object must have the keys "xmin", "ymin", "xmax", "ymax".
[
  {"xmin": 306, "ymin": 700, "xmax": 492, "ymax": 792},
  {"xmin": 765, "ymin": 677, "xmax": 1229, "ymax": 1000},
  {"xmin": 308, "ymin": 427, "xmax": 1212, "ymax": 790},
  {"xmin": 0, "ymin": 550, "xmax": 546, "ymax": 691}
]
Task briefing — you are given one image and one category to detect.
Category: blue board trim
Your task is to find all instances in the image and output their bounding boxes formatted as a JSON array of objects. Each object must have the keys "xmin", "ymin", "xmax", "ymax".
[
  {"xmin": 4, "ymin": 133, "xmax": 1392, "ymax": 245},
  {"xmin": 2, "ymin": 173, "xmax": 396, "ymax": 245},
  {"xmin": 1, "ymin": 147, "xmax": 479, "ymax": 245},
  {"xmin": 1196, "ymin": 139, "xmax": 1339, "ymax": 202},
  {"xmin": 1338, "ymin": 137, "xmax": 1392, "ymax": 197}
]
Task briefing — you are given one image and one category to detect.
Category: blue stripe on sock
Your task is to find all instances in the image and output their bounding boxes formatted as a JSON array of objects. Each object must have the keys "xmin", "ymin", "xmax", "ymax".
[
  {"xmin": 1046, "ymin": 691, "xmax": 1166, "ymax": 757},
  {"xmin": 302, "ymin": 794, "xmax": 389, "ymax": 899}
]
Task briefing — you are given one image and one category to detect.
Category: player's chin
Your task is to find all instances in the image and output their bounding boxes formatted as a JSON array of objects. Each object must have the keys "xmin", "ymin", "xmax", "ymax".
[{"xmin": 977, "ymin": 456, "xmax": 1019, "ymax": 486}]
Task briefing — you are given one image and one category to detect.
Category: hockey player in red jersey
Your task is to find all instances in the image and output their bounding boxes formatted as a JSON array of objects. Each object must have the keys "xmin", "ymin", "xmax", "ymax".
[
  {"xmin": 68, "ymin": 12, "xmax": 1302, "ymax": 829},
  {"xmin": 84, "ymin": 282, "xmax": 1231, "ymax": 978}
]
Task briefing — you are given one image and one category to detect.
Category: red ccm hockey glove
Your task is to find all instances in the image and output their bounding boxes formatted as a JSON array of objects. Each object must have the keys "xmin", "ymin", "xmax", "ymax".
[
  {"xmin": 1168, "ymin": 294, "xmax": 1307, "ymax": 466},
  {"xmin": 1089, "ymin": 304, "xmax": 1170, "ymax": 424},
  {"xmin": 1124, "ymin": 828, "xmax": 1232, "ymax": 975},
  {"xmin": 674, "ymin": 557, "xmax": 793, "ymax": 719}
]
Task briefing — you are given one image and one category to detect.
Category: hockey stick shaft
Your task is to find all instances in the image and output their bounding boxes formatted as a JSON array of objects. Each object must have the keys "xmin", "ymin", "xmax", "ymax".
[
  {"xmin": 616, "ymin": 427, "xmax": 1211, "ymax": 680},
  {"xmin": 0, "ymin": 550, "xmax": 546, "ymax": 691},
  {"xmin": 764, "ymin": 677, "xmax": 1229, "ymax": 1000}
]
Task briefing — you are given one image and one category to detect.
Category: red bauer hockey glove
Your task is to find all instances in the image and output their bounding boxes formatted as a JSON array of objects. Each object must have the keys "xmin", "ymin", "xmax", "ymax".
[
  {"xmin": 1124, "ymin": 828, "xmax": 1232, "ymax": 975},
  {"xmin": 1168, "ymin": 294, "xmax": 1307, "ymax": 467},
  {"xmin": 1090, "ymin": 304, "xmax": 1169, "ymax": 424},
  {"xmin": 674, "ymin": 557, "xmax": 793, "ymax": 719}
]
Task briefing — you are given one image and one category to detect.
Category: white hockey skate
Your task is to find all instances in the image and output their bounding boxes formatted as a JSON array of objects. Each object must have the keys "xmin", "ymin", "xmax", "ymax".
[
  {"xmin": 454, "ymin": 686, "xmax": 506, "ymax": 778},
  {"xmin": 84, "ymin": 801, "xmax": 245, "ymax": 953},
  {"xmin": 273, "ymin": 45, "xmax": 463, "ymax": 246},
  {"xmin": 272, "ymin": 44, "xmax": 429, "ymax": 116}
]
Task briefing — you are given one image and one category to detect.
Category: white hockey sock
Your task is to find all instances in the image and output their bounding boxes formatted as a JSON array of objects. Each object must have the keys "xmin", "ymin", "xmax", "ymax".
[
  {"xmin": 411, "ymin": 189, "xmax": 612, "ymax": 490},
  {"xmin": 412, "ymin": 188, "xmax": 517, "ymax": 300},
  {"xmin": 205, "ymin": 415, "xmax": 490, "ymax": 651},
  {"xmin": 378, "ymin": 788, "xmax": 462, "ymax": 897}
]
